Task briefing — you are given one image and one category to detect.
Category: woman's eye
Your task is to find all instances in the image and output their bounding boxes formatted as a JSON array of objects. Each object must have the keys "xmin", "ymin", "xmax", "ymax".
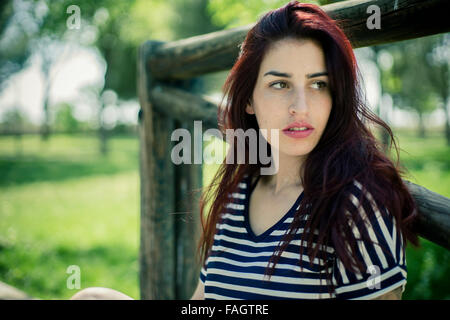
[
  {"xmin": 270, "ymin": 81, "xmax": 288, "ymax": 89},
  {"xmin": 311, "ymin": 81, "xmax": 328, "ymax": 90}
]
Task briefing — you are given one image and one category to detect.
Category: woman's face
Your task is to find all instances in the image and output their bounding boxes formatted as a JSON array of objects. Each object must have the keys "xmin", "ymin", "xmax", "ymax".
[{"xmin": 246, "ymin": 37, "xmax": 332, "ymax": 157}]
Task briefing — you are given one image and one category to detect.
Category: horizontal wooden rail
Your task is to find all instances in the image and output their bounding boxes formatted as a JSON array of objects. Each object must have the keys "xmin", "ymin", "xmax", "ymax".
[
  {"xmin": 404, "ymin": 181, "xmax": 450, "ymax": 250},
  {"xmin": 149, "ymin": 85, "xmax": 218, "ymax": 129},
  {"xmin": 148, "ymin": 0, "xmax": 450, "ymax": 80}
]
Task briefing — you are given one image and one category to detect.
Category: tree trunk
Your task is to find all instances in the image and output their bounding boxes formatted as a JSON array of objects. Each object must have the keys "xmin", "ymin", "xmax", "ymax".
[
  {"xmin": 443, "ymin": 98, "xmax": 450, "ymax": 146},
  {"xmin": 417, "ymin": 111, "xmax": 426, "ymax": 139},
  {"xmin": 40, "ymin": 79, "xmax": 51, "ymax": 141},
  {"xmin": 98, "ymin": 99, "xmax": 108, "ymax": 155}
]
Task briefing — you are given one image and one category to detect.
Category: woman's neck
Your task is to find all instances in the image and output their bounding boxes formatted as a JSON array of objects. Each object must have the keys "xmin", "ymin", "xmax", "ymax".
[{"xmin": 260, "ymin": 153, "xmax": 305, "ymax": 195}]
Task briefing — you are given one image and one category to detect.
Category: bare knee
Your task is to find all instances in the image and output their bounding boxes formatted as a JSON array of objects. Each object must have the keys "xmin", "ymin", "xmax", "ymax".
[{"xmin": 70, "ymin": 287, "xmax": 134, "ymax": 300}]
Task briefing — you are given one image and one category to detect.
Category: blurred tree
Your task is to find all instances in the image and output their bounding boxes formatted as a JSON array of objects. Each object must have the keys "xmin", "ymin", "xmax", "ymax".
[
  {"xmin": 0, "ymin": 0, "xmax": 13, "ymax": 34},
  {"xmin": 36, "ymin": 38, "xmax": 72, "ymax": 141},
  {"xmin": 375, "ymin": 37, "xmax": 442, "ymax": 139},
  {"xmin": 0, "ymin": 0, "xmax": 33, "ymax": 91},
  {"xmin": 1, "ymin": 108, "xmax": 26, "ymax": 132},
  {"xmin": 423, "ymin": 34, "xmax": 450, "ymax": 146},
  {"xmin": 170, "ymin": 0, "xmax": 223, "ymax": 39},
  {"xmin": 371, "ymin": 46, "xmax": 391, "ymax": 151},
  {"xmin": 0, "ymin": 0, "xmax": 75, "ymax": 140},
  {"xmin": 53, "ymin": 102, "xmax": 80, "ymax": 133},
  {"xmin": 0, "ymin": 107, "xmax": 27, "ymax": 155},
  {"xmin": 17, "ymin": 0, "xmax": 174, "ymax": 151}
]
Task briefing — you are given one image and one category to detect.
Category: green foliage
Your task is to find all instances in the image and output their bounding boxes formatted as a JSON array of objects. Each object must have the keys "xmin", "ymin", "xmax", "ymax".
[
  {"xmin": 1, "ymin": 0, "xmax": 175, "ymax": 99},
  {"xmin": 376, "ymin": 36, "xmax": 447, "ymax": 116},
  {"xmin": 207, "ymin": 0, "xmax": 315, "ymax": 28},
  {"xmin": 53, "ymin": 102, "xmax": 80, "ymax": 133},
  {"xmin": 405, "ymin": 238, "xmax": 450, "ymax": 299},
  {"xmin": 0, "ymin": 108, "xmax": 27, "ymax": 131},
  {"xmin": 0, "ymin": 0, "xmax": 32, "ymax": 89},
  {"xmin": 373, "ymin": 35, "xmax": 449, "ymax": 140},
  {"xmin": 0, "ymin": 0, "xmax": 13, "ymax": 34},
  {"xmin": 169, "ymin": 0, "xmax": 223, "ymax": 39},
  {"xmin": 206, "ymin": 0, "xmax": 341, "ymax": 28}
]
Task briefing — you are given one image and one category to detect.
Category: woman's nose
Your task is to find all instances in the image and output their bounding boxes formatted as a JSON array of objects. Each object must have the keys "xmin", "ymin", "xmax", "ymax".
[{"xmin": 288, "ymin": 89, "xmax": 308, "ymax": 115}]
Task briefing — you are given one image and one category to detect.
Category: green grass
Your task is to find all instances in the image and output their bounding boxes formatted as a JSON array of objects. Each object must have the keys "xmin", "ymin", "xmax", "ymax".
[
  {"xmin": 0, "ymin": 133, "xmax": 140, "ymax": 299},
  {"xmin": 0, "ymin": 128, "xmax": 449, "ymax": 299},
  {"xmin": 391, "ymin": 129, "xmax": 450, "ymax": 196},
  {"xmin": 0, "ymin": 134, "xmax": 138, "ymax": 187}
]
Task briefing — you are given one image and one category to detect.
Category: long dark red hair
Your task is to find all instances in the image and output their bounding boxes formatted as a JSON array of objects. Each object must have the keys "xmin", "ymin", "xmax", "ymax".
[{"xmin": 197, "ymin": 1, "xmax": 420, "ymax": 297}]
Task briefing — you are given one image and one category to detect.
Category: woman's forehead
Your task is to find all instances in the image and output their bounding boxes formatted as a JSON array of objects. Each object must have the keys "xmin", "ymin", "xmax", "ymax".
[{"xmin": 259, "ymin": 38, "xmax": 327, "ymax": 77}]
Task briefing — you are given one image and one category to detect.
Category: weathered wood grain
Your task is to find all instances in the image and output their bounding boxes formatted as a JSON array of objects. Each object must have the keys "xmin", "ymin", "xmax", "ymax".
[
  {"xmin": 138, "ymin": 41, "xmax": 177, "ymax": 299},
  {"xmin": 404, "ymin": 180, "xmax": 450, "ymax": 250}
]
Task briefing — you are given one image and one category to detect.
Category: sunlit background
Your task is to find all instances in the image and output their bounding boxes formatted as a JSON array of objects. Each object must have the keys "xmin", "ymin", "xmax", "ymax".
[{"xmin": 0, "ymin": 0, "xmax": 449, "ymax": 299}]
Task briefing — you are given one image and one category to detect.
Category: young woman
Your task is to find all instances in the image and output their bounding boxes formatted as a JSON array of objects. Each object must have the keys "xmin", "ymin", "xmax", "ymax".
[{"xmin": 191, "ymin": 1, "xmax": 420, "ymax": 300}]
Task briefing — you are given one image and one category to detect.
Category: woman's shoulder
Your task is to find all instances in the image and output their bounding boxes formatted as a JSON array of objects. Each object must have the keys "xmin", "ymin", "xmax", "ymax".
[
  {"xmin": 343, "ymin": 178, "xmax": 396, "ymax": 232},
  {"xmin": 344, "ymin": 178, "xmax": 378, "ymax": 203}
]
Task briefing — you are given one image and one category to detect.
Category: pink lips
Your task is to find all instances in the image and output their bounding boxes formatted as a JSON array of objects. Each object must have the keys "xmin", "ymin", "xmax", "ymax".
[{"xmin": 282, "ymin": 121, "xmax": 314, "ymax": 139}]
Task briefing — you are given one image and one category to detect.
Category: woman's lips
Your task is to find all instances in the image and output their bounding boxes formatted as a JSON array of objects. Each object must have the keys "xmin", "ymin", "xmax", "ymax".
[{"xmin": 282, "ymin": 128, "xmax": 314, "ymax": 138}]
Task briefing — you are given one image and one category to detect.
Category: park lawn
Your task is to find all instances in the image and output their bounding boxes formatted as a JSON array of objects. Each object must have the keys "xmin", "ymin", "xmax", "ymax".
[
  {"xmin": 0, "ymin": 134, "xmax": 140, "ymax": 299},
  {"xmin": 0, "ymin": 134, "xmax": 138, "ymax": 187},
  {"xmin": 392, "ymin": 129, "xmax": 450, "ymax": 196},
  {"xmin": 0, "ymin": 171, "xmax": 140, "ymax": 300}
]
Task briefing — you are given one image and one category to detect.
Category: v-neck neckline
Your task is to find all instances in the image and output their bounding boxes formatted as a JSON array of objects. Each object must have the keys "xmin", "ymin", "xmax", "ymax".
[{"xmin": 243, "ymin": 174, "xmax": 304, "ymax": 242}]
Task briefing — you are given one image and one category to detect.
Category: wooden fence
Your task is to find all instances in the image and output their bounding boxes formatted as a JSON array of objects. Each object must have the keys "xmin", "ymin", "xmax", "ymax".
[{"xmin": 137, "ymin": 0, "xmax": 450, "ymax": 299}]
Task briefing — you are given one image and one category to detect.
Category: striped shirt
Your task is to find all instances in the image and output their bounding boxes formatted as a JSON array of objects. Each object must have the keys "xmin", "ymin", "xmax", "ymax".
[{"xmin": 200, "ymin": 174, "xmax": 407, "ymax": 300}]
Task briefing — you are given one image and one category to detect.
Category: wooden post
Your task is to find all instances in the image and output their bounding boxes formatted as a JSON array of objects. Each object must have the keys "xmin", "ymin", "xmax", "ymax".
[
  {"xmin": 173, "ymin": 78, "xmax": 204, "ymax": 299},
  {"xmin": 174, "ymin": 119, "xmax": 203, "ymax": 299},
  {"xmin": 138, "ymin": 44, "xmax": 205, "ymax": 300},
  {"xmin": 138, "ymin": 40, "xmax": 177, "ymax": 299}
]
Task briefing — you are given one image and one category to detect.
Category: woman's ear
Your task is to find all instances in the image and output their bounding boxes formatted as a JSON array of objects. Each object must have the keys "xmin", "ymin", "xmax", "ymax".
[{"xmin": 245, "ymin": 101, "xmax": 255, "ymax": 115}]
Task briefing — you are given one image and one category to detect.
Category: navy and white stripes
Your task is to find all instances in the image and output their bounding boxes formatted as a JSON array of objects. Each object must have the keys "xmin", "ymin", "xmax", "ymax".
[
  {"xmin": 331, "ymin": 180, "xmax": 407, "ymax": 299},
  {"xmin": 200, "ymin": 175, "xmax": 407, "ymax": 300}
]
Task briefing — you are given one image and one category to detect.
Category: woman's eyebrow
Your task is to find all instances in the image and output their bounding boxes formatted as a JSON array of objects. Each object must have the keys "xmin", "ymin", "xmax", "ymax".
[
  {"xmin": 306, "ymin": 71, "xmax": 328, "ymax": 78},
  {"xmin": 263, "ymin": 70, "xmax": 328, "ymax": 78},
  {"xmin": 263, "ymin": 70, "xmax": 292, "ymax": 78}
]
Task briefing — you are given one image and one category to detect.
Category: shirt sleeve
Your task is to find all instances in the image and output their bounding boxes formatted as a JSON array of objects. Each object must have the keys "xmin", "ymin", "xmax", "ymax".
[{"xmin": 331, "ymin": 180, "xmax": 407, "ymax": 300}]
